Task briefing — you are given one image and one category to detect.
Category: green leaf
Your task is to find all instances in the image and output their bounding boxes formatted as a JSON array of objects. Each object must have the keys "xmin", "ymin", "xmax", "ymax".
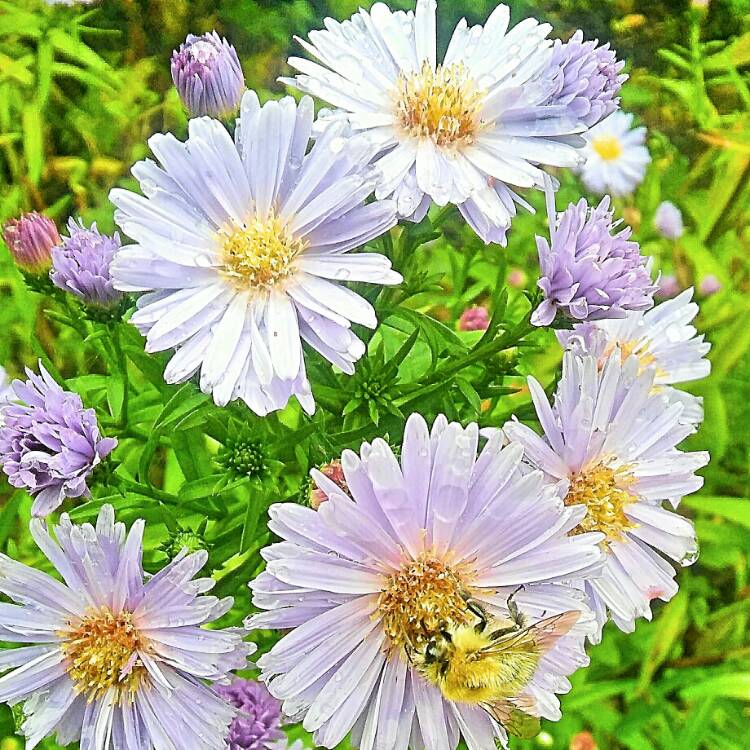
[
  {"xmin": 681, "ymin": 496, "xmax": 750, "ymax": 530},
  {"xmin": 106, "ymin": 375, "xmax": 125, "ymax": 421},
  {"xmin": 637, "ymin": 590, "xmax": 689, "ymax": 692},
  {"xmin": 22, "ymin": 103, "xmax": 43, "ymax": 185},
  {"xmin": 680, "ymin": 673, "xmax": 750, "ymax": 701}
]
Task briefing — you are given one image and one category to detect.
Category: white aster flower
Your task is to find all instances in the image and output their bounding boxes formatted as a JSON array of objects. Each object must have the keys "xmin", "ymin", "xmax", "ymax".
[
  {"xmin": 557, "ymin": 289, "xmax": 711, "ymax": 424},
  {"xmin": 248, "ymin": 413, "xmax": 604, "ymax": 750},
  {"xmin": 110, "ymin": 92, "xmax": 400, "ymax": 416},
  {"xmin": 577, "ymin": 111, "xmax": 651, "ymax": 196},
  {"xmin": 285, "ymin": 1, "xmax": 607, "ymax": 245},
  {"xmin": 505, "ymin": 351, "xmax": 709, "ymax": 641}
]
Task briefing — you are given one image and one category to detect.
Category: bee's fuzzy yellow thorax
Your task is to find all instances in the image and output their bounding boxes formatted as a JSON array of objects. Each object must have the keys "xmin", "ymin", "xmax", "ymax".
[{"xmin": 421, "ymin": 622, "xmax": 543, "ymax": 705}]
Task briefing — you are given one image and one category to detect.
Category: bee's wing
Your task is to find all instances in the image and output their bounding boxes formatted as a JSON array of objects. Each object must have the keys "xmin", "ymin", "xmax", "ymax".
[
  {"xmin": 479, "ymin": 610, "xmax": 580, "ymax": 656},
  {"xmin": 482, "ymin": 700, "xmax": 541, "ymax": 740}
]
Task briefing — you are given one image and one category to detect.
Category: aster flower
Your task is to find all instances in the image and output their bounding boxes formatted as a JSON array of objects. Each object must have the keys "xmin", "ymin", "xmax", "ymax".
[
  {"xmin": 217, "ymin": 678, "xmax": 287, "ymax": 750},
  {"xmin": 171, "ymin": 32, "xmax": 246, "ymax": 119},
  {"xmin": 504, "ymin": 351, "xmax": 709, "ymax": 640},
  {"xmin": 308, "ymin": 458, "xmax": 348, "ymax": 510},
  {"xmin": 2, "ymin": 212, "xmax": 59, "ymax": 273},
  {"xmin": 0, "ymin": 505, "xmax": 252, "ymax": 749},
  {"xmin": 248, "ymin": 413, "xmax": 604, "ymax": 749},
  {"xmin": 0, "ymin": 363, "xmax": 116, "ymax": 517},
  {"xmin": 545, "ymin": 31, "xmax": 627, "ymax": 128},
  {"xmin": 110, "ymin": 92, "xmax": 400, "ymax": 417},
  {"xmin": 532, "ymin": 182, "xmax": 657, "ymax": 326},
  {"xmin": 51, "ymin": 218, "xmax": 124, "ymax": 308},
  {"xmin": 458, "ymin": 306, "xmax": 490, "ymax": 332},
  {"xmin": 557, "ymin": 289, "xmax": 711, "ymax": 424},
  {"xmin": 653, "ymin": 201, "xmax": 684, "ymax": 240},
  {"xmin": 577, "ymin": 111, "xmax": 651, "ymax": 196},
  {"xmin": 285, "ymin": 1, "xmax": 622, "ymax": 245}
]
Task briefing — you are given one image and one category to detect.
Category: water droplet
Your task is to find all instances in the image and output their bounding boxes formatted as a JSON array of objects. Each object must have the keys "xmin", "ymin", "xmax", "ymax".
[{"xmin": 330, "ymin": 137, "xmax": 346, "ymax": 153}]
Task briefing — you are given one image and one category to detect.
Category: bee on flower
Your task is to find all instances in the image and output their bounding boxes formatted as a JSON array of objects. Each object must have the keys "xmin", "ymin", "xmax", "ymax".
[{"xmin": 248, "ymin": 413, "xmax": 604, "ymax": 749}]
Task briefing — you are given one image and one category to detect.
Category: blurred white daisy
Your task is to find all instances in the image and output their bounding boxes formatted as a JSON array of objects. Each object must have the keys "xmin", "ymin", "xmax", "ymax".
[
  {"xmin": 505, "ymin": 351, "xmax": 709, "ymax": 641},
  {"xmin": 577, "ymin": 111, "xmax": 650, "ymax": 196},
  {"xmin": 285, "ymin": 1, "xmax": 624, "ymax": 245},
  {"xmin": 110, "ymin": 93, "xmax": 400, "ymax": 416},
  {"xmin": 248, "ymin": 413, "xmax": 604, "ymax": 749},
  {"xmin": 557, "ymin": 289, "xmax": 711, "ymax": 423}
]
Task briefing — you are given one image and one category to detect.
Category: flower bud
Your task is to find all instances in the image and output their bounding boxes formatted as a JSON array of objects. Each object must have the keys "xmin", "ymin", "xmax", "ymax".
[
  {"xmin": 698, "ymin": 274, "xmax": 721, "ymax": 296},
  {"xmin": 655, "ymin": 274, "xmax": 680, "ymax": 299},
  {"xmin": 51, "ymin": 219, "xmax": 124, "ymax": 308},
  {"xmin": 458, "ymin": 306, "xmax": 490, "ymax": 332},
  {"xmin": 309, "ymin": 459, "xmax": 348, "ymax": 510},
  {"xmin": 654, "ymin": 201, "xmax": 684, "ymax": 240},
  {"xmin": 2, "ymin": 212, "xmax": 59, "ymax": 273},
  {"xmin": 171, "ymin": 31, "xmax": 245, "ymax": 119}
]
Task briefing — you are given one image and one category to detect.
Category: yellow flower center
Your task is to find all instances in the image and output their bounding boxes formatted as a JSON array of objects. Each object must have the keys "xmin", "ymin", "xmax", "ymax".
[
  {"xmin": 60, "ymin": 607, "xmax": 144, "ymax": 701},
  {"xmin": 564, "ymin": 463, "xmax": 636, "ymax": 542},
  {"xmin": 592, "ymin": 136, "xmax": 623, "ymax": 162},
  {"xmin": 394, "ymin": 62, "xmax": 485, "ymax": 148},
  {"xmin": 219, "ymin": 213, "xmax": 306, "ymax": 290},
  {"xmin": 601, "ymin": 340, "xmax": 668, "ymax": 382},
  {"xmin": 378, "ymin": 555, "xmax": 470, "ymax": 650}
]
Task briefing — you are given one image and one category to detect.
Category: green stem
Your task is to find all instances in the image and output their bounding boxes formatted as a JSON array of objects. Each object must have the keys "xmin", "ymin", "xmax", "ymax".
[{"xmin": 113, "ymin": 324, "xmax": 130, "ymax": 428}]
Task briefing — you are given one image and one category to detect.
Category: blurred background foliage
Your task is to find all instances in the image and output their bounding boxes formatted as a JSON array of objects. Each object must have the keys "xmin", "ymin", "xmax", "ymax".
[{"xmin": 2, "ymin": 0, "xmax": 750, "ymax": 749}]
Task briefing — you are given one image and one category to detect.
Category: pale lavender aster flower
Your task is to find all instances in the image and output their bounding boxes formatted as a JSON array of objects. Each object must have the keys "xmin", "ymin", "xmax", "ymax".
[
  {"xmin": 0, "ymin": 505, "xmax": 253, "ymax": 749},
  {"xmin": 217, "ymin": 679, "xmax": 286, "ymax": 750},
  {"xmin": 532, "ymin": 183, "xmax": 657, "ymax": 326},
  {"xmin": 110, "ymin": 92, "xmax": 400, "ymax": 417},
  {"xmin": 171, "ymin": 32, "xmax": 245, "ymax": 118},
  {"xmin": 248, "ymin": 413, "xmax": 604, "ymax": 749},
  {"xmin": 284, "ymin": 1, "xmax": 604, "ymax": 246},
  {"xmin": 458, "ymin": 306, "xmax": 490, "ymax": 331},
  {"xmin": 577, "ymin": 111, "xmax": 650, "ymax": 196},
  {"xmin": 0, "ymin": 363, "xmax": 117, "ymax": 517},
  {"xmin": 656, "ymin": 274, "xmax": 680, "ymax": 299},
  {"xmin": 2, "ymin": 212, "xmax": 59, "ymax": 273},
  {"xmin": 545, "ymin": 31, "xmax": 627, "ymax": 128},
  {"xmin": 653, "ymin": 201, "xmax": 684, "ymax": 240},
  {"xmin": 51, "ymin": 219, "xmax": 124, "ymax": 308},
  {"xmin": 557, "ymin": 289, "xmax": 711, "ymax": 424},
  {"xmin": 504, "ymin": 351, "xmax": 709, "ymax": 641},
  {"xmin": 699, "ymin": 274, "xmax": 721, "ymax": 296}
]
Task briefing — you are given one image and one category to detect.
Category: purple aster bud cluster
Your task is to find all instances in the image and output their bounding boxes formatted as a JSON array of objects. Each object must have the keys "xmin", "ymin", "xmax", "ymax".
[
  {"xmin": 0, "ymin": 363, "xmax": 117, "ymax": 517},
  {"xmin": 546, "ymin": 30, "xmax": 627, "ymax": 128},
  {"xmin": 533, "ymin": 190, "xmax": 657, "ymax": 326},
  {"xmin": 171, "ymin": 31, "xmax": 245, "ymax": 118},
  {"xmin": 2, "ymin": 212, "xmax": 60, "ymax": 273},
  {"xmin": 51, "ymin": 218, "xmax": 124, "ymax": 308},
  {"xmin": 216, "ymin": 679, "xmax": 286, "ymax": 750}
]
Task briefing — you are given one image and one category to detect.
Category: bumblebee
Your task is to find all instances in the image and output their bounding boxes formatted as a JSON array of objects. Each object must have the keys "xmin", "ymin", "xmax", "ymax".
[{"xmin": 408, "ymin": 591, "xmax": 579, "ymax": 739}]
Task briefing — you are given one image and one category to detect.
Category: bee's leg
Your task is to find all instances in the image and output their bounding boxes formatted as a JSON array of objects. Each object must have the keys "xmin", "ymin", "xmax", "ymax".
[{"xmin": 507, "ymin": 585, "xmax": 527, "ymax": 629}]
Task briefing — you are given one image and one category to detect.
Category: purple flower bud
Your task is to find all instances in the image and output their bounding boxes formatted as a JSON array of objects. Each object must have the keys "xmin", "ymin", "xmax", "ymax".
[
  {"xmin": 532, "ymin": 184, "xmax": 657, "ymax": 326},
  {"xmin": 656, "ymin": 274, "xmax": 680, "ymax": 299},
  {"xmin": 171, "ymin": 31, "xmax": 245, "ymax": 118},
  {"xmin": 0, "ymin": 363, "xmax": 117, "ymax": 517},
  {"xmin": 2, "ymin": 212, "xmax": 60, "ymax": 273},
  {"xmin": 216, "ymin": 679, "xmax": 286, "ymax": 750},
  {"xmin": 546, "ymin": 30, "xmax": 627, "ymax": 128},
  {"xmin": 51, "ymin": 219, "xmax": 124, "ymax": 307},
  {"xmin": 458, "ymin": 306, "xmax": 490, "ymax": 332},
  {"xmin": 654, "ymin": 201, "xmax": 684, "ymax": 240},
  {"xmin": 699, "ymin": 274, "xmax": 721, "ymax": 296}
]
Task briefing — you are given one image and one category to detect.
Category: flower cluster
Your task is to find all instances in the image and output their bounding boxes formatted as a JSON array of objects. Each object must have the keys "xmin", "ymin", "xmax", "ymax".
[{"xmin": 0, "ymin": 3, "xmax": 713, "ymax": 750}]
